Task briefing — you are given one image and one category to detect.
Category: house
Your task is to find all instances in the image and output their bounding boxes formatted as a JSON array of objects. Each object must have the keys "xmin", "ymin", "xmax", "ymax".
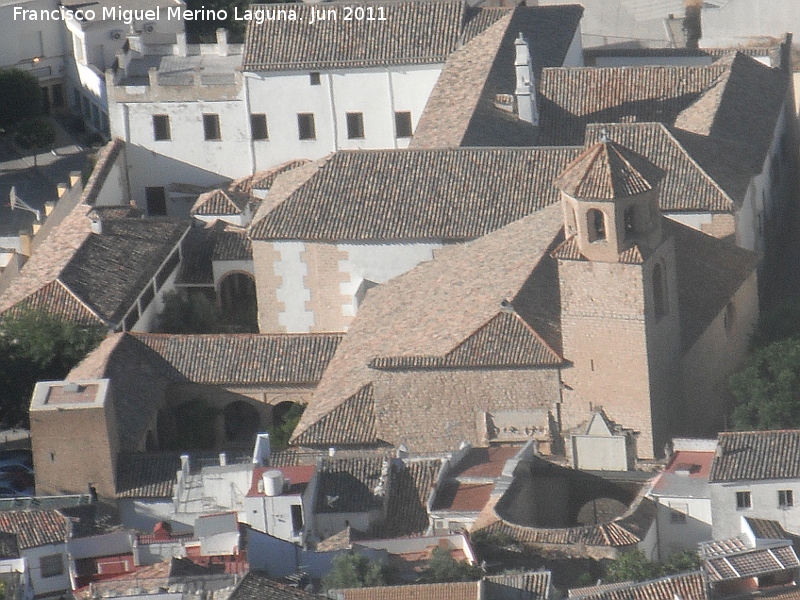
[
  {"xmin": 226, "ymin": 571, "xmax": 314, "ymax": 600},
  {"xmin": 709, "ymin": 430, "xmax": 800, "ymax": 540},
  {"xmin": 536, "ymin": 47, "xmax": 797, "ymax": 258},
  {"xmin": 104, "ymin": 1, "xmax": 584, "ymax": 214},
  {"xmin": 30, "ymin": 332, "xmax": 341, "ymax": 500},
  {"xmin": 699, "ymin": 1, "xmax": 800, "ymax": 47},
  {"xmin": 647, "ymin": 438, "xmax": 715, "ymax": 559},
  {"xmin": 290, "ymin": 137, "xmax": 758, "ymax": 459}
]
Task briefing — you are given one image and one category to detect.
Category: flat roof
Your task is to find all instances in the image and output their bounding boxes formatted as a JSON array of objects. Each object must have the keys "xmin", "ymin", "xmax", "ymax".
[{"xmin": 31, "ymin": 379, "xmax": 109, "ymax": 410}]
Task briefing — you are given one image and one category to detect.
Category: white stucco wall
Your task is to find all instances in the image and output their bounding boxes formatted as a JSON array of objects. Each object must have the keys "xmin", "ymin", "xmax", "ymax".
[
  {"xmin": 0, "ymin": 0, "xmax": 65, "ymax": 84},
  {"xmin": 652, "ymin": 497, "xmax": 712, "ymax": 558},
  {"xmin": 711, "ymin": 479, "xmax": 800, "ymax": 540},
  {"xmin": 700, "ymin": 0, "xmax": 800, "ymax": 47},
  {"xmin": 23, "ymin": 543, "xmax": 70, "ymax": 597}
]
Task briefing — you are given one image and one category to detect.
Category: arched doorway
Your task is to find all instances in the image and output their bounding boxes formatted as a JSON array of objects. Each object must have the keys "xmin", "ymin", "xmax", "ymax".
[
  {"xmin": 223, "ymin": 400, "xmax": 261, "ymax": 445},
  {"xmin": 218, "ymin": 272, "xmax": 257, "ymax": 331}
]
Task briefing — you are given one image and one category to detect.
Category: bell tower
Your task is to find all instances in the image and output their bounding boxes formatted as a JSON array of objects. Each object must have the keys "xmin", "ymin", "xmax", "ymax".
[
  {"xmin": 555, "ymin": 133, "xmax": 664, "ymax": 262},
  {"xmin": 552, "ymin": 135, "xmax": 682, "ymax": 459}
]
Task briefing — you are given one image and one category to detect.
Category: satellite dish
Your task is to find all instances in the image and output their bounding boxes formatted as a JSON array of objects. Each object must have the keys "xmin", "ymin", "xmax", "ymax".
[{"xmin": 9, "ymin": 186, "xmax": 42, "ymax": 222}]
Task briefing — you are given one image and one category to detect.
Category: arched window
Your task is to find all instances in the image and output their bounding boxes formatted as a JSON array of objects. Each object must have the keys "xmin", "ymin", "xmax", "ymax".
[
  {"xmin": 653, "ymin": 262, "xmax": 668, "ymax": 319},
  {"xmin": 587, "ymin": 209, "xmax": 606, "ymax": 242}
]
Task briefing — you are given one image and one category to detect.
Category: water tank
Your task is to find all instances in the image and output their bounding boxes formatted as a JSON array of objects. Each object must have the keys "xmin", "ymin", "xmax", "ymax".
[{"xmin": 263, "ymin": 470, "xmax": 284, "ymax": 497}]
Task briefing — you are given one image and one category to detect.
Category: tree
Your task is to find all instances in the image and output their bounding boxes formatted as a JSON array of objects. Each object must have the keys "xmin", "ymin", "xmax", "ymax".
[
  {"xmin": 730, "ymin": 338, "xmax": 800, "ymax": 430},
  {"xmin": 156, "ymin": 289, "xmax": 227, "ymax": 333},
  {"xmin": 0, "ymin": 310, "xmax": 106, "ymax": 427},
  {"xmin": 418, "ymin": 547, "xmax": 483, "ymax": 583},
  {"xmin": 604, "ymin": 549, "xmax": 701, "ymax": 583},
  {"xmin": 0, "ymin": 69, "xmax": 43, "ymax": 131},
  {"xmin": 15, "ymin": 117, "xmax": 56, "ymax": 168},
  {"xmin": 268, "ymin": 403, "xmax": 305, "ymax": 449},
  {"xmin": 322, "ymin": 552, "xmax": 391, "ymax": 591}
]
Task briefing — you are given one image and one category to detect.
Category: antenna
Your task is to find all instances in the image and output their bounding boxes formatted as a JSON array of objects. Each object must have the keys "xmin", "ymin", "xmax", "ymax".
[{"xmin": 9, "ymin": 187, "xmax": 41, "ymax": 222}]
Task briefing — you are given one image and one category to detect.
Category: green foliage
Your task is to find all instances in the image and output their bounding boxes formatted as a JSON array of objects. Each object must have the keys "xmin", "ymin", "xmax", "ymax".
[
  {"xmin": 0, "ymin": 309, "xmax": 106, "ymax": 427},
  {"xmin": 322, "ymin": 552, "xmax": 390, "ymax": 591},
  {"xmin": 268, "ymin": 403, "xmax": 304, "ymax": 449},
  {"xmin": 156, "ymin": 289, "xmax": 227, "ymax": 333},
  {"xmin": 419, "ymin": 546, "xmax": 483, "ymax": 583},
  {"xmin": 471, "ymin": 529, "xmax": 522, "ymax": 553},
  {"xmin": 730, "ymin": 338, "xmax": 800, "ymax": 430},
  {"xmin": 0, "ymin": 69, "xmax": 43, "ymax": 131},
  {"xmin": 15, "ymin": 118, "xmax": 56, "ymax": 153},
  {"xmin": 604, "ymin": 549, "xmax": 701, "ymax": 583}
]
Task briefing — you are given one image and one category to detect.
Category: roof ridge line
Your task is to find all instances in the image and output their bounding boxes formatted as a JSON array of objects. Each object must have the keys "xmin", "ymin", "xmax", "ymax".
[{"xmin": 53, "ymin": 279, "xmax": 109, "ymax": 327}]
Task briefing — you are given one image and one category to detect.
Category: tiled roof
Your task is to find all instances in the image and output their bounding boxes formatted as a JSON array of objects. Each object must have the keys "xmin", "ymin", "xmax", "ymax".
[
  {"xmin": 293, "ymin": 385, "xmax": 378, "ymax": 447},
  {"xmin": 213, "ymin": 225, "xmax": 252, "ymax": 261},
  {"xmin": 314, "ymin": 456, "xmax": 389, "ymax": 513},
  {"xmin": 583, "ymin": 123, "xmax": 737, "ymax": 212},
  {"xmin": 451, "ymin": 445, "xmax": 523, "ymax": 479},
  {"xmin": 230, "ymin": 160, "xmax": 311, "ymax": 194},
  {"xmin": 249, "ymin": 148, "xmax": 580, "ymax": 242},
  {"xmin": 58, "ymin": 218, "xmax": 189, "ymax": 324},
  {"xmin": 551, "ymin": 237, "xmax": 649, "ymax": 265},
  {"xmin": 432, "ymin": 482, "xmax": 493, "ymax": 512},
  {"xmin": 3, "ymin": 279, "xmax": 101, "ymax": 324},
  {"xmin": 291, "ymin": 204, "xmax": 566, "ymax": 447},
  {"xmin": 699, "ymin": 537, "xmax": 749, "ymax": 558},
  {"xmin": 191, "ymin": 189, "xmax": 251, "ymax": 217},
  {"xmin": 485, "ymin": 572, "xmax": 551, "ymax": 600},
  {"xmin": 537, "ymin": 64, "xmax": 726, "ymax": 146},
  {"xmin": 369, "ymin": 311, "xmax": 562, "ymax": 370},
  {"xmin": 243, "ymin": 1, "xmax": 477, "ymax": 71},
  {"xmin": 567, "ymin": 572, "xmax": 706, "ymax": 600},
  {"xmin": 674, "ymin": 53, "xmax": 789, "ymax": 164},
  {"xmin": 229, "ymin": 571, "xmax": 315, "ymax": 600},
  {"xmin": 554, "ymin": 139, "xmax": 663, "ymax": 200},
  {"xmin": 709, "ymin": 430, "xmax": 800, "ymax": 482},
  {"xmin": 130, "ymin": 332, "xmax": 342, "ymax": 385},
  {"xmin": 371, "ymin": 458, "xmax": 443, "ymax": 538},
  {"xmin": 334, "ymin": 582, "xmax": 480, "ymax": 600},
  {"xmin": 116, "ymin": 452, "xmax": 187, "ymax": 498},
  {"xmin": 744, "ymin": 517, "xmax": 789, "ymax": 541},
  {"xmin": 705, "ymin": 544, "xmax": 800, "ymax": 582},
  {"xmin": 0, "ymin": 510, "xmax": 69, "ymax": 549}
]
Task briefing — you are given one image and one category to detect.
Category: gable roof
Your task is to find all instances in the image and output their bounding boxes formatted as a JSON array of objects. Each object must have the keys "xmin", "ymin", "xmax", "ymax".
[
  {"xmin": 566, "ymin": 572, "xmax": 706, "ymax": 600},
  {"xmin": 710, "ymin": 430, "xmax": 800, "ymax": 483},
  {"xmin": 314, "ymin": 456, "xmax": 389, "ymax": 513},
  {"xmin": 191, "ymin": 189, "xmax": 252, "ymax": 217},
  {"xmin": 249, "ymin": 147, "xmax": 580, "ymax": 242},
  {"xmin": 371, "ymin": 458, "xmax": 443, "ymax": 538},
  {"xmin": 334, "ymin": 582, "xmax": 481, "ymax": 600},
  {"xmin": 244, "ymin": 0, "xmax": 475, "ymax": 72},
  {"xmin": 229, "ymin": 571, "xmax": 315, "ymax": 600},
  {"xmin": 230, "ymin": 159, "xmax": 311, "ymax": 194},
  {"xmin": 0, "ymin": 510, "xmax": 69, "ymax": 550},
  {"xmin": 705, "ymin": 543, "xmax": 800, "ymax": 582}
]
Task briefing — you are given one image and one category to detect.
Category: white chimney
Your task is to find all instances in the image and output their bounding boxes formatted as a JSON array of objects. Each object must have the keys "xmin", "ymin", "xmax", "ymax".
[
  {"xmin": 252, "ymin": 433, "xmax": 271, "ymax": 466},
  {"xmin": 175, "ymin": 32, "xmax": 187, "ymax": 57},
  {"xmin": 90, "ymin": 216, "xmax": 102, "ymax": 235},
  {"xmin": 216, "ymin": 28, "xmax": 228, "ymax": 56},
  {"xmin": 514, "ymin": 33, "xmax": 538, "ymax": 126},
  {"xmin": 219, "ymin": 452, "xmax": 227, "ymax": 467},
  {"xmin": 180, "ymin": 454, "xmax": 190, "ymax": 474}
]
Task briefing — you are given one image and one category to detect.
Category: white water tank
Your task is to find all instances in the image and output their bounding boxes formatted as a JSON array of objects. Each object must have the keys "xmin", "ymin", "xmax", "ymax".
[{"xmin": 263, "ymin": 470, "xmax": 284, "ymax": 497}]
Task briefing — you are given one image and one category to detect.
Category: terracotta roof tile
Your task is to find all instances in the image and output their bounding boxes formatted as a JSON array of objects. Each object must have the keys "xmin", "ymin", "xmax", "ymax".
[
  {"xmin": 744, "ymin": 517, "xmax": 789, "ymax": 541},
  {"xmin": 0, "ymin": 510, "xmax": 69, "ymax": 549},
  {"xmin": 230, "ymin": 160, "xmax": 311, "ymax": 194},
  {"xmin": 191, "ymin": 189, "xmax": 251, "ymax": 217},
  {"xmin": 554, "ymin": 140, "xmax": 663, "ymax": 200},
  {"xmin": 229, "ymin": 571, "xmax": 315, "ymax": 600},
  {"xmin": 294, "ymin": 384, "xmax": 378, "ymax": 447},
  {"xmin": 567, "ymin": 572, "xmax": 706, "ymax": 600},
  {"xmin": 213, "ymin": 226, "xmax": 252, "ymax": 261},
  {"xmin": 485, "ymin": 572, "xmax": 551, "ymax": 600},
  {"xmin": 431, "ymin": 482, "xmax": 493, "ymax": 512},
  {"xmin": 3, "ymin": 280, "xmax": 101, "ymax": 324},
  {"xmin": 315, "ymin": 456, "xmax": 389, "ymax": 513},
  {"xmin": 249, "ymin": 148, "xmax": 580, "ymax": 242},
  {"xmin": 335, "ymin": 581, "xmax": 480, "ymax": 600},
  {"xmin": 242, "ymin": 1, "xmax": 499, "ymax": 72},
  {"xmin": 371, "ymin": 458, "xmax": 443, "ymax": 538},
  {"xmin": 710, "ymin": 430, "xmax": 800, "ymax": 482},
  {"xmin": 705, "ymin": 545, "xmax": 800, "ymax": 582}
]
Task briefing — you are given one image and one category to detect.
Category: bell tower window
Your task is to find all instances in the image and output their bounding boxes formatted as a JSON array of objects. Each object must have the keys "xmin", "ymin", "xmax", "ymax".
[{"xmin": 588, "ymin": 209, "xmax": 606, "ymax": 242}]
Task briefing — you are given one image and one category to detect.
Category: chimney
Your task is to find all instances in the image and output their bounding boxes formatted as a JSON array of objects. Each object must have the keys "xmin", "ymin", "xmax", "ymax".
[
  {"xmin": 514, "ymin": 33, "xmax": 538, "ymax": 126},
  {"xmin": 90, "ymin": 215, "xmax": 102, "ymax": 235},
  {"xmin": 219, "ymin": 452, "xmax": 227, "ymax": 467},
  {"xmin": 216, "ymin": 28, "xmax": 228, "ymax": 56},
  {"xmin": 148, "ymin": 67, "xmax": 158, "ymax": 87},
  {"xmin": 69, "ymin": 170, "xmax": 82, "ymax": 187},
  {"xmin": 252, "ymin": 433, "xmax": 271, "ymax": 466},
  {"xmin": 175, "ymin": 32, "xmax": 188, "ymax": 57},
  {"xmin": 180, "ymin": 454, "xmax": 190, "ymax": 475},
  {"xmin": 18, "ymin": 231, "xmax": 32, "ymax": 257}
]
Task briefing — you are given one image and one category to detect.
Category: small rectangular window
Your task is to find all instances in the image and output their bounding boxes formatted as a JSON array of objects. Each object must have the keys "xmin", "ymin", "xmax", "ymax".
[
  {"xmin": 670, "ymin": 510, "xmax": 687, "ymax": 524},
  {"xmin": 291, "ymin": 504, "xmax": 304, "ymax": 533},
  {"xmin": 309, "ymin": 72, "xmax": 321, "ymax": 85},
  {"xmin": 145, "ymin": 186, "xmax": 167, "ymax": 216},
  {"xmin": 40, "ymin": 554, "xmax": 64, "ymax": 578},
  {"xmin": 250, "ymin": 114, "xmax": 268, "ymax": 140},
  {"xmin": 346, "ymin": 112, "xmax": 364, "ymax": 139},
  {"xmin": 297, "ymin": 113, "xmax": 316, "ymax": 140},
  {"xmin": 736, "ymin": 491, "xmax": 752, "ymax": 510},
  {"xmin": 779, "ymin": 489, "xmax": 794, "ymax": 508},
  {"xmin": 395, "ymin": 111, "xmax": 413, "ymax": 138},
  {"xmin": 203, "ymin": 113, "xmax": 221, "ymax": 140},
  {"xmin": 153, "ymin": 114, "xmax": 170, "ymax": 141}
]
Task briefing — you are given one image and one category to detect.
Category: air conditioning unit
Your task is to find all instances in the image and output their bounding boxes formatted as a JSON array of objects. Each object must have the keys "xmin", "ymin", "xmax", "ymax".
[
  {"xmin": 110, "ymin": 29, "xmax": 124, "ymax": 40},
  {"xmin": 143, "ymin": 22, "xmax": 156, "ymax": 33}
]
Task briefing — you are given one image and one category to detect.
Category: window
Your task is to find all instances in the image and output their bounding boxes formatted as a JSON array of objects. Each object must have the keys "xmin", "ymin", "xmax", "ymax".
[
  {"xmin": 779, "ymin": 489, "xmax": 794, "ymax": 508},
  {"xmin": 250, "ymin": 114, "xmax": 268, "ymax": 141},
  {"xmin": 346, "ymin": 112, "xmax": 365, "ymax": 139},
  {"xmin": 203, "ymin": 113, "xmax": 221, "ymax": 140},
  {"xmin": 670, "ymin": 510, "xmax": 687, "ymax": 524},
  {"xmin": 291, "ymin": 504, "xmax": 304, "ymax": 533},
  {"xmin": 309, "ymin": 72, "xmax": 321, "ymax": 85},
  {"xmin": 153, "ymin": 114, "xmax": 170, "ymax": 141},
  {"xmin": 40, "ymin": 554, "xmax": 64, "ymax": 578},
  {"xmin": 145, "ymin": 187, "xmax": 167, "ymax": 216},
  {"xmin": 736, "ymin": 491, "xmax": 752, "ymax": 510},
  {"xmin": 587, "ymin": 208, "xmax": 606, "ymax": 242},
  {"xmin": 297, "ymin": 113, "xmax": 316, "ymax": 140},
  {"xmin": 395, "ymin": 111, "xmax": 413, "ymax": 138}
]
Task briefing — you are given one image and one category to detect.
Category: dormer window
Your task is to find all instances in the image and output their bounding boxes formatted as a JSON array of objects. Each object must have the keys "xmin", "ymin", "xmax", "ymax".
[{"xmin": 587, "ymin": 209, "xmax": 606, "ymax": 242}]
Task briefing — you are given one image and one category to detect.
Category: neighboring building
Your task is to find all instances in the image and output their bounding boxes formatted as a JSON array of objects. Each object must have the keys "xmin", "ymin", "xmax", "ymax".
[
  {"xmin": 31, "ymin": 332, "xmax": 341, "ymax": 499},
  {"xmin": 568, "ymin": 571, "xmax": 706, "ymax": 600},
  {"xmin": 226, "ymin": 571, "xmax": 314, "ymax": 600},
  {"xmin": 291, "ymin": 138, "xmax": 758, "ymax": 459},
  {"xmin": 570, "ymin": 410, "xmax": 637, "ymax": 472},
  {"xmin": 699, "ymin": 1, "xmax": 800, "ymax": 47},
  {"xmin": 709, "ymin": 430, "xmax": 800, "ymax": 540},
  {"xmin": 104, "ymin": 1, "xmax": 584, "ymax": 213},
  {"xmin": 647, "ymin": 438, "xmax": 715, "ymax": 559}
]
